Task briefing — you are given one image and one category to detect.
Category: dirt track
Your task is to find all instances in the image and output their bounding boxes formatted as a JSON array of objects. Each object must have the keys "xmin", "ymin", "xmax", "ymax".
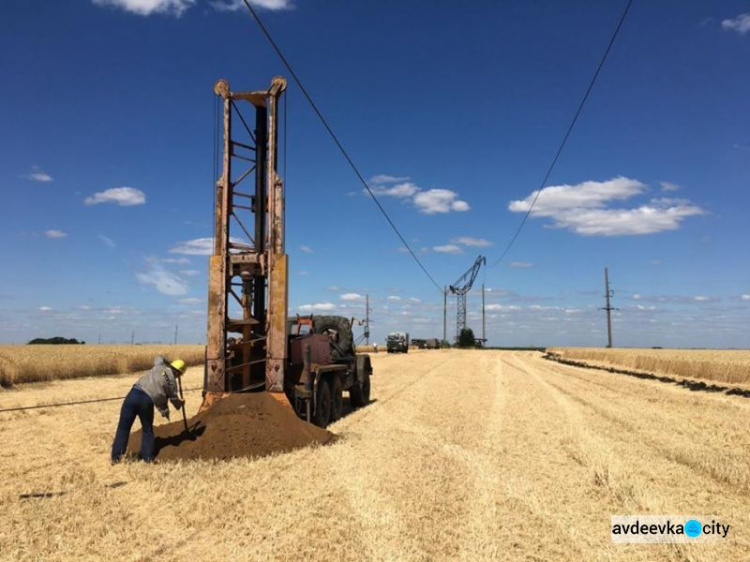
[{"xmin": 1, "ymin": 350, "xmax": 749, "ymax": 561}]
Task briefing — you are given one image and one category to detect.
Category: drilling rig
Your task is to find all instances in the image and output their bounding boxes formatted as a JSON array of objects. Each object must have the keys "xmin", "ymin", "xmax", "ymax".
[
  {"xmin": 202, "ymin": 76, "xmax": 372, "ymax": 427},
  {"xmin": 449, "ymin": 255, "xmax": 486, "ymax": 342}
]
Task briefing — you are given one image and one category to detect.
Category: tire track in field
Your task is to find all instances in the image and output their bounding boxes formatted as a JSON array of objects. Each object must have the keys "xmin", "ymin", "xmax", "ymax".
[
  {"xmin": 312, "ymin": 351, "xmax": 468, "ymax": 561},
  {"xmin": 525, "ymin": 354, "xmax": 750, "ymax": 497},
  {"xmin": 504, "ymin": 353, "xmax": 743, "ymax": 562}
]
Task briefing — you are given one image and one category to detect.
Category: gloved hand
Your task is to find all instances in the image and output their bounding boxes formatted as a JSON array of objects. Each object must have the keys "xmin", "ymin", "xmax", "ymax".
[
  {"xmin": 172, "ymin": 399, "xmax": 185, "ymax": 411},
  {"xmin": 159, "ymin": 407, "xmax": 170, "ymax": 420}
]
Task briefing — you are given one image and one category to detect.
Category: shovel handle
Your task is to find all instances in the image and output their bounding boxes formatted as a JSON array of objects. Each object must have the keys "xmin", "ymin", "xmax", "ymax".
[{"xmin": 177, "ymin": 373, "xmax": 188, "ymax": 432}]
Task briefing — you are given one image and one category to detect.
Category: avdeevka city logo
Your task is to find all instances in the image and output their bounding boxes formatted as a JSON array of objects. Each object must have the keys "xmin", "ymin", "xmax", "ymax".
[
  {"xmin": 610, "ymin": 515, "xmax": 730, "ymax": 543},
  {"xmin": 685, "ymin": 519, "xmax": 702, "ymax": 538}
]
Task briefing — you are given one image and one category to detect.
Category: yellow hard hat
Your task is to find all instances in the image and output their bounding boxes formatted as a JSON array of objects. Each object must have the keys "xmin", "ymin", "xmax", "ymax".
[{"xmin": 170, "ymin": 359, "xmax": 186, "ymax": 374}]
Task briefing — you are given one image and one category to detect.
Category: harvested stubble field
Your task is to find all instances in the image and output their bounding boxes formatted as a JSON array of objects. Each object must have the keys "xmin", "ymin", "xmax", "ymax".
[
  {"xmin": 548, "ymin": 347, "xmax": 750, "ymax": 387},
  {"xmin": 2, "ymin": 350, "xmax": 749, "ymax": 561},
  {"xmin": 0, "ymin": 345, "xmax": 204, "ymax": 387}
]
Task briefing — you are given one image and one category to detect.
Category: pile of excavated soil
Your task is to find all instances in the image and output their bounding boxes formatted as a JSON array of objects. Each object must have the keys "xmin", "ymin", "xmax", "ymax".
[{"xmin": 127, "ymin": 393, "xmax": 334, "ymax": 461}]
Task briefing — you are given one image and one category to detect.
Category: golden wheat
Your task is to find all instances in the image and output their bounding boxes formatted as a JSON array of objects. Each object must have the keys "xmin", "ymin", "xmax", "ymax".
[
  {"xmin": 548, "ymin": 347, "xmax": 750, "ymax": 387},
  {"xmin": 0, "ymin": 344, "xmax": 204, "ymax": 387}
]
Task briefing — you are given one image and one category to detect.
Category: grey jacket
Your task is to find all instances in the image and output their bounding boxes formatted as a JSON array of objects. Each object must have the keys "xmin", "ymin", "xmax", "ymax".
[{"xmin": 135, "ymin": 364, "xmax": 181, "ymax": 416}]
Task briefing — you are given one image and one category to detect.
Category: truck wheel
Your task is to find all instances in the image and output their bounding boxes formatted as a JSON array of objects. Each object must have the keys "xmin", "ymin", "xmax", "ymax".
[
  {"xmin": 314, "ymin": 378, "xmax": 331, "ymax": 428},
  {"xmin": 330, "ymin": 375, "xmax": 343, "ymax": 422},
  {"xmin": 350, "ymin": 369, "xmax": 371, "ymax": 408}
]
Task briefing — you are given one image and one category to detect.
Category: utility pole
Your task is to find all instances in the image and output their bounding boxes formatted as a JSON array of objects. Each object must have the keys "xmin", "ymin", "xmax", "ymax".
[
  {"xmin": 174, "ymin": 325, "xmax": 179, "ymax": 345},
  {"xmin": 602, "ymin": 267, "xmax": 616, "ymax": 348},
  {"xmin": 443, "ymin": 286, "xmax": 447, "ymax": 345},
  {"xmin": 482, "ymin": 283, "xmax": 486, "ymax": 343},
  {"xmin": 97, "ymin": 332, "xmax": 101, "ymax": 345},
  {"xmin": 130, "ymin": 330, "xmax": 135, "ymax": 346},
  {"xmin": 365, "ymin": 294, "xmax": 370, "ymax": 346}
]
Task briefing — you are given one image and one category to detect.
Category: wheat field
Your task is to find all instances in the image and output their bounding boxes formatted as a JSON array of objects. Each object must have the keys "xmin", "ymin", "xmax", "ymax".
[
  {"xmin": 548, "ymin": 347, "xmax": 750, "ymax": 387},
  {"xmin": 0, "ymin": 345, "xmax": 205, "ymax": 387},
  {"xmin": 1, "ymin": 350, "xmax": 749, "ymax": 561}
]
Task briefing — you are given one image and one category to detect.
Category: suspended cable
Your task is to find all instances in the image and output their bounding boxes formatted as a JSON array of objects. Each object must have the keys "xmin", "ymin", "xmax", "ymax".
[
  {"xmin": 490, "ymin": 0, "xmax": 634, "ymax": 267},
  {"xmin": 0, "ymin": 387, "xmax": 203, "ymax": 415},
  {"xmin": 241, "ymin": 0, "xmax": 443, "ymax": 293}
]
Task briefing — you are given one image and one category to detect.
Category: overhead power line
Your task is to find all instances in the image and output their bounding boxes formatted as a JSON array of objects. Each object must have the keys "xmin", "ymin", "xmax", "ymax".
[
  {"xmin": 491, "ymin": 0, "xmax": 634, "ymax": 267},
  {"xmin": 241, "ymin": 0, "xmax": 443, "ymax": 293}
]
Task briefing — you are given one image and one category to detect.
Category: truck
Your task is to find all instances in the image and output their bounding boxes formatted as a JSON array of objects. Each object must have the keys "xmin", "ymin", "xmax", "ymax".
[
  {"xmin": 200, "ymin": 76, "xmax": 372, "ymax": 428},
  {"xmin": 387, "ymin": 331, "xmax": 409, "ymax": 353}
]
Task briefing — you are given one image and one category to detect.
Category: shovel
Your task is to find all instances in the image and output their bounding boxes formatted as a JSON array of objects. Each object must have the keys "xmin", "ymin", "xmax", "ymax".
[{"xmin": 177, "ymin": 374, "xmax": 189, "ymax": 433}]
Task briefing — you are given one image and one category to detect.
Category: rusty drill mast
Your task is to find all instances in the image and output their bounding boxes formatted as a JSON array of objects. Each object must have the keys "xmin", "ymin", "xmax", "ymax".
[{"xmin": 204, "ymin": 76, "xmax": 288, "ymax": 399}]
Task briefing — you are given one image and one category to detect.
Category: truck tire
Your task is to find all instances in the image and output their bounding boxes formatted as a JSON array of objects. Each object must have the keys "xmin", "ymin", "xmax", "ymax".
[
  {"xmin": 330, "ymin": 375, "xmax": 343, "ymax": 422},
  {"xmin": 351, "ymin": 356, "xmax": 371, "ymax": 408},
  {"xmin": 314, "ymin": 378, "xmax": 331, "ymax": 428},
  {"xmin": 313, "ymin": 316, "xmax": 354, "ymax": 361},
  {"xmin": 351, "ymin": 369, "xmax": 370, "ymax": 407}
]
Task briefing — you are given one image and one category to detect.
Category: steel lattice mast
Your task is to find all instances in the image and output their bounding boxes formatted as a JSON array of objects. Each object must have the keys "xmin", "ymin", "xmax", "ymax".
[{"xmin": 449, "ymin": 255, "xmax": 486, "ymax": 341}]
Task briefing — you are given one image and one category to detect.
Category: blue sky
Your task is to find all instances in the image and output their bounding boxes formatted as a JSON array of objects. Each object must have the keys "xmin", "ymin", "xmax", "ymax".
[{"xmin": 1, "ymin": 0, "xmax": 748, "ymax": 347}]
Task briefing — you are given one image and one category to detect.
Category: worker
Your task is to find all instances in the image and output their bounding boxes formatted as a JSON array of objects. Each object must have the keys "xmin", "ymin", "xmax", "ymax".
[{"xmin": 111, "ymin": 358, "xmax": 186, "ymax": 464}]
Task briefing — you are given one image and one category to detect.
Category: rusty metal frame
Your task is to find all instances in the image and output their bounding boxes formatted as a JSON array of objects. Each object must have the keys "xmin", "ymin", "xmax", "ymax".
[{"xmin": 205, "ymin": 76, "xmax": 288, "ymax": 396}]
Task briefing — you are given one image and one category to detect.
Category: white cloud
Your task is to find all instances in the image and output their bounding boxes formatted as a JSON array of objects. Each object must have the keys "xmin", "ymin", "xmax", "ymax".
[
  {"xmin": 300, "ymin": 244, "xmax": 313, "ymax": 254},
  {"xmin": 408, "ymin": 297, "xmax": 421, "ymax": 303},
  {"xmin": 451, "ymin": 236, "xmax": 493, "ymax": 247},
  {"xmin": 451, "ymin": 200, "xmax": 470, "ymax": 212},
  {"xmin": 509, "ymin": 261, "xmax": 534, "ymax": 268},
  {"xmin": 722, "ymin": 13, "xmax": 750, "ymax": 34},
  {"xmin": 136, "ymin": 262, "xmax": 188, "ymax": 296},
  {"xmin": 433, "ymin": 244, "xmax": 463, "ymax": 254},
  {"xmin": 169, "ymin": 237, "xmax": 246, "ymax": 255},
  {"xmin": 212, "ymin": 0, "xmax": 292, "ymax": 11},
  {"xmin": 741, "ymin": 294, "xmax": 750, "ymax": 301},
  {"xmin": 486, "ymin": 304, "xmax": 520, "ymax": 311},
  {"xmin": 650, "ymin": 259, "xmax": 661, "ymax": 266},
  {"xmin": 154, "ymin": 257, "xmax": 190, "ymax": 264},
  {"xmin": 178, "ymin": 297, "xmax": 202, "ymax": 304},
  {"xmin": 92, "ymin": 0, "xmax": 195, "ymax": 16},
  {"xmin": 84, "ymin": 187, "xmax": 146, "ymax": 206},
  {"xmin": 38, "ymin": 306, "xmax": 53, "ymax": 312},
  {"xmin": 508, "ymin": 177, "xmax": 705, "ymax": 236},
  {"xmin": 369, "ymin": 174, "xmax": 411, "ymax": 185},
  {"xmin": 298, "ymin": 302, "xmax": 336, "ymax": 312},
  {"xmin": 414, "ymin": 189, "xmax": 470, "ymax": 214},
  {"xmin": 367, "ymin": 173, "xmax": 470, "ymax": 214},
  {"xmin": 387, "ymin": 295, "xmax": 402, "ymax": 301},
  {"xmin": 45, "ymin": 229, "xmax": 67, "ymax": 239},
  {"xmin": 340, "ymin": 293, "xmax": 364, "ymax": 301},
  {"xmin": 630, "ymin": 293, "xmax": 720, "ymax": 304},
  {"xmin": 660, "ymin": 181, "xmax": 680, "ymax": 192},
  {"xmin": 368, "ymin": 181, "xmax": 420, "ymax": 198},
  {"xmin": 98, "ymin": 234, "xmax": 116, "ymax": 247},
  {"xmin": 170, "ymin": 238, "xmax": 214, "ymax": 255},
  {"xmin": 179, "ymin": 269, "xmax": 200, "ymax": 276},
  {"xmin": 22, "ymin": 167, "xmax": 53, "ymax": 182}
]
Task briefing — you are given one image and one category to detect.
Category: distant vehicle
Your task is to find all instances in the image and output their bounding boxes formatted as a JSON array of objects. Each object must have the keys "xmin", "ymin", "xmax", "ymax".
[
  {"xmin": 425, "ymin": 338, "xmax": 439, "ymax": 349},
  {"xmin": 411, "ymin": 338, "xmax": 427, "ymax": 349},
  {"xmin": 387, "ymin": 332, "xmax": 409, "ymax": 353}
]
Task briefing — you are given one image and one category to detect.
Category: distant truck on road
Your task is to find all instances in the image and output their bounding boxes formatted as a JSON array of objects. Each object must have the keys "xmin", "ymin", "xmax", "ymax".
[{"xmin": 387, "ymin": 332, "xmax": 410, "ymax": 353}]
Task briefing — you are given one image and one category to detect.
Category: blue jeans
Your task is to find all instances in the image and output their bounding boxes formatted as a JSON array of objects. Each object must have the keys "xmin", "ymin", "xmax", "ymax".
[{"xmin": 111, "ymin": 386, "xmax": 155, "ymax": 462}]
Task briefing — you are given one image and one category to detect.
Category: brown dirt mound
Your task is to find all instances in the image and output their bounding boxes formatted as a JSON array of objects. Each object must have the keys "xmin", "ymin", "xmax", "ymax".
[{"xmin": 127, "ymin": 393, "xmax": 335, "ymax": 461}]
